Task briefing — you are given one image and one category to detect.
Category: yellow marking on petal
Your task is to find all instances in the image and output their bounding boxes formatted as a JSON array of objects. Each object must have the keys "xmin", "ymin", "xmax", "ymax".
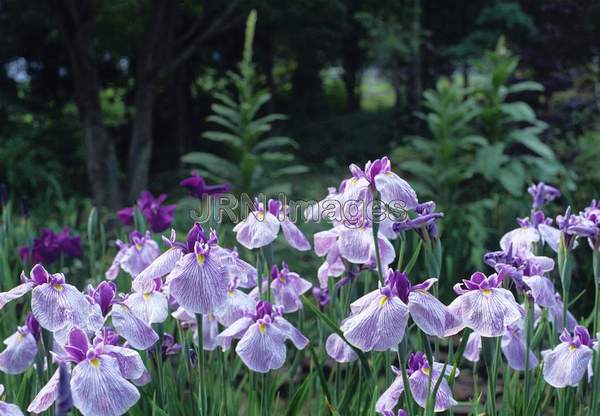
[
  {"xmin": 196, "ymin": 254, "xmax": 205, "ymax": 266},
  {"xmin": 482, "ymin": 289, "xmax": 492, "ymax": 296},
  {"xmin": 90, "ymin": 358, "xmax": 100, "ymax": 368},
  {"xmin": 53, "ymin": 284, "xmax": 64, "ymax": 292},
  {"xmin": 379, "ymin": 296, "xmax": 389, "ymax": 307},
  {"xmin": 569, "ymin": 345, "xmax": 576, "ymax": 352},
  {"xmin": 257, "ymin": 212, "xmax": 265, "ymax": 220},
  {"xmin": 228, "ymin": 290, "xmax": 236, "ymax": 297},
  {"xmin": 17, "ymin": 334, "xmax": 25, "ymax": 342},
  {"xmin": 259, "ymin": 323, "xmax": 267, "ymax": 334},
  {"xmin": 135, "ymin": 243, "xmax": 143, "ymax": 251},
  {"xmin": 422, "ymin": 367, "xmax": 430, "ymax": 375},
  {"xmin": 143, "ymin": 293, "xmax": 151, "ymax": 301}
]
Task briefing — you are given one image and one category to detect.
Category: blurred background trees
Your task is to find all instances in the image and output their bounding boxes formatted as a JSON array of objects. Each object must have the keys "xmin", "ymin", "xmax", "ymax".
[{"xmin": 2, "ymin": 0, "xmax": 600, "ymax": 274}]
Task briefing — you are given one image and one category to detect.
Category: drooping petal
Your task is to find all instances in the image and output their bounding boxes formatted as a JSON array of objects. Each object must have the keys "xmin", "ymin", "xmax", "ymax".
[
  {"xmin": 168, "ymin": 252, "xmax": 228, "ymax": 314},
  {"xmin": 125, "ymin": 291, "xmax": 168, "ymax": 324},
  {"xmin": 375, "ymin": 171, "xmax": 418, "ymax": 210},
  {"xmin": 408, "ymin": 367, "xmax": 457, "ymax": 412},
  {"xmin": 408, "ymin": 290, "xmax": 449, "ymax": 337},
  {"xmin": 214, "ymin": 290, "xmax": 256, "ymax": 327},
  {"xmin": 272, "ymin": 316, "xmax": 309, "ymax": 349},
  {"xmin": 338, "ymin": 226, "xmax": 372, "ymax": 264},
  {"xmin": 0, "ymin": 401, "xmax": 24, "ymax": 416},
  {"xmin": 375, "ymin": 376, "xmax": 404, "ymax": 414},
  {"xmin": 233, "ymin": 211, "xmax": 280, "ymax": 250},
  {"xmin": 538, "ymin": 224, "xmax": 560, "ymax": 253},
  {"xmin": 281, "ymin": 219, "xmax": 311, "ymax": 251},
  {"xmin": 314, "ymin": 230, "xmax": 338, "ymax": 257},
  {"xmin": 271, "ymin": 274, "xmax": 312, "ymax": 313},
  {"xmin": 0, "ymin": 332, "xmax": 37, "ymax": 374},
  {"xmin": 70, "ymin": 355, "xmax": 140, "ymax": 416},
  {"xmin": 111, "ymin": 303, "xmax": 159, "ymax": 350},
  {"xmin": 217, "ymin": 316, "xmax": 254, "ymax": 350},
  {"xmin": 501, "ymin": 329, "xmax": 538, "ymax": 371},
  {"xmin": 119, "ymin": 241, "xmax": 161, "ymax": 278},
  {"xmin": 103, "ymin": 345, "xmax": 146, "ymax": 380},
  {"xmin": 235, "ymin": 322, "xmax": 287, "ymax": 373},
  {"xmin": 443, "ymin": 298, "xmax": 465, "ymax": 337},
  {"xmin": 542, "ymin": 343, "xmax": 593, "ymax": 388},
  {"xmin": 0, "ymin": 282, "xmax": 34, "ymax": 310},
  {"xmin": 132, "ymin": 248, "xmax": 183, "ymax": 292},
  {"xmin": 499, "ymin": 227, "xmax": 540, "ymax": 254},
  {"xmin": 31, "ymin": 283, "xmax": 91, "ymax": 331},
  {"xmin": 463, "ymin": 333, "xmax": 482, "ymax": 363},
  {"xmin": 342, "ymin": 295, "xmax": 409, "ymax": 351},
  {"xmin": 458, "ymin": 288, "xmax": 521, "ymax": 337},
  {"xmin": 522, "ymin": 275, "xmax": 556, "ymax": 308},
  {"xmin": 325, "ymin": 333, "xmax": 357, "ymax": 363},
  {"xmin": 28, "ymin": 368, "xmax": 60, "ymax": 413}
]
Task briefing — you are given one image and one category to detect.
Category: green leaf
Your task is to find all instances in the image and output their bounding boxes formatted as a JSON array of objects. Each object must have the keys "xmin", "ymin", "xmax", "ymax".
[
  {"xmin": 181, "ymin": 152, "xmax": 240, "ymax": 180},
  {"xmin": 512, "ymin": 131, "xmax": 556, "ymax": 160},
  {"xmin": 285, "ymin": 373, "xmax": 314, "ymax": 416},
  {"xmin": 472, "ymin": 143, "xmax": 506, "ymax": 180},
  {"xmin": 501, "ymin": 102, "xmax": 536, "ymax": 123},
  {"xmin": 272, "ymin": 165, "xmax": 309, "ymax": 177},
  {"xmin": 259, "ymin": 152, "xmax": 295, "ymax": 162},
  {"xmin": 202, "ymin": 131, "xmax": 243, "ymax": 148},
  {"xmin": 507, "ymin": 81, "xmax": 544, "ymax": 94},
  {"xmin": 498, "ymin": 160, "xmax": 525, "ymax": 196},
  {"xmin": 253, "ymin": 136, "xmax": 299, "ymax": 151},
  {"xmin": 211, "ymin": 103, "xmax": 240, "ymax": 124},
  {"xmin": 205, "ymin": 115, "xmax": 239, "ymax": 133}
]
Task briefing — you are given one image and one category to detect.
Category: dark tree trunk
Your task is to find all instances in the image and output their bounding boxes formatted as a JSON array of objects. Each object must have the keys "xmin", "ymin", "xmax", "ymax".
[
  {"xmin": 127, "ymin": 0, "xmax": 176, "ymax": 201},
  {"xmin": 56, "ymin": 0, "xmax": 122, "ymax": 210},
  {"xmin": 342, "ymin": 17, "xmax": 362, "ymax": 112}
]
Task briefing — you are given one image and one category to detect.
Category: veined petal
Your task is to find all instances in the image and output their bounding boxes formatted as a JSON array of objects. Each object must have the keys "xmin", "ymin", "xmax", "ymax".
[
  {"xmin": 125, "ymin": 291, "xmax": 168, "ymax": 324},
  {"xmin": 217, "ymin": 316, "xmax": 254, "ymax": 350},
  {"xmin": 28, "ymin": 368, "xmax": 60, "ymax": 413},
  {"xmin": 464, "ymin": 332, "xmax": 481, "ymax": 363},
  {"xmin": 325, "ymin": 333, "xmax": 357, "ymax": 363},
  {"xmin": 338, "ymin": 226, "xmax": 372, "ymax": 264},
  {"xmin": 375, "ymin": 376, "xmax": 404, "ymax": 414},
  {"xmin": 168, "ymin": 252, "xmax": 228, "ymax": 314},
  {"xmin": 31, "ymin": 283, "xmax": 90, "ymax": 331},
  {"xmin": 215, "ymin": 290, "xmax": 255, "ymax": 327},
  {"xmin": 371, "ymin": 235, "xmax": 396, "ymax": 268},
  {"xmin": 349, "ymin": 289, "xmax": 381, "ymax": 314},
  {"xmin": 132, "ymin": 248, "xmax": 183, "ymax": 292},
  {"xmin": 281, "ymin": 220, "xmax": 311, "ymax": 251},
  {"xmin": 71, "ymin": 355, "xmax": 140, "ymax": 416},
  {"xmin": 538, "ymin": 224, "xmax": 560, "ymax": 253},
  {"xmin": 0, "ymin": 282, "xmax": 33, "ymax": 310},
  {"xmin": 375, "ymin": 171, "xmax": 418, "ymax": 210},
  {"xmin": 500, "ymin": 227, "xmax": 540, "ymax": 253},
  {"xmin": 409, "ymin": 368, "xmax": 457, "ymax": 412},
  {"xmin": 342, "ymin": 296, "xmax": 409, "ymax": 352},
  {"xmin": 111, "ymin": 304, "xmax": 158, "ymax": 350},
  {"xmin": 119, "ymin": 241, "xmax": 161, "ymax": 278},
  {"xmin": 543, "ymin": 343, "xmax": 593, "ymax": 388},
  {"xmin": 272, "ymin": 317, "xmax": 309, "ymax": 349},
  {"xmin": 408, "ymin": 290, "xmax": 449, "ymax": 337},
  {"xmin": 103, "ymin": 345, "xmax": 146, "ymax": 380},
  {"xmin": 235, "ymin": 322, "xmax": 286, "ymax": 373},
  {"xmin": 458, "ymin": 288, "xmax": 521, "ymax": 337},
  {"xmin": 501, "ymin": 330, "xmax": 538, "ymax": 371},
  {"xmin": 443, "ymin": 298, "xmax": 465, "ymax": 337},
  {"xmin": 234, "ymin": 212, "xmax": 280, "ymax": 250},
  {"xmin": 0, "ymin": 401, "xmax": 24, "ymax": 416},
  {"xmin": 0, "ymin": 332, "xmax": 37, "ymax": 374},
  {"xmin": 314, "ymin": 230, "xmax": 338, "ymax": 257},
  {"xmin": 522, "ymin": 275, "xmax": 556, "ymax": 308}
]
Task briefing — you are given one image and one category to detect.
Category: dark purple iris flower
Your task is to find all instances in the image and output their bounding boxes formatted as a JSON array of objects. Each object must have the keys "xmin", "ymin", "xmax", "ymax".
[
  {"xmin": 393, "ymin": 201, "xmax": 444, "ymax": 240},
  {"xmin": 18, "ymin": 227, "xmax": 81, "ymax": 265},
  {"xmin": 528, "ymin": 182, "xmax": 560, "ymax": 210},
  {"xmin": 118, "ymin": 191, "xmax": 176, "ymax": 233},
  {"xmin": 180, "ymin": 171, "xmax": 232, "ymax": 198}
]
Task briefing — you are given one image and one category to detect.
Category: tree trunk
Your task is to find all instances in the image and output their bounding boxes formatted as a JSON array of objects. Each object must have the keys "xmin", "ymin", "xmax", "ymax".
[{"xmin": 56, "ymin": 0, "xmax": 122, "ymax": 210}]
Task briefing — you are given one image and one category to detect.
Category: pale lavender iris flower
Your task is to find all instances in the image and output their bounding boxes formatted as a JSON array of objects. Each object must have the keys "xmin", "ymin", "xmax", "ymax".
[
  {"xmin": 29, "ymin": 327, "xmax": 147, "ymax": 416},
  {"xmin": 106, "ymin": 231, "xmax": 161, "ymax": 280},
  {"xmin": 0, "ymin": 384, "xmax": 24, "ymax": 416},
  {"xmin": 341, "ymin": 270, "xmax": 453, "ymax": 352},
  {"xmin": 233, "ymin": 198, "xmax": 311, "ymax": 251},
  {"xmin": 376, "ymin": 352, "xmax": 458, "ymax": 414},
  {"xmin": 542, "ymin": 325, "xmax": 594, "ymax": 388},
  {"xmin": 448, "ymin": 270, "xmax": 521, "ymax": 337},
  {"xmin": 325, "ymin": 333, "xmax": 357, "ymax": 363},
  {"xmin": 215, "ymin": 278, "xmax": 256, "ymax": 327},
  {"xmin": 0, "ymin": 314, "xmax": 40, "ymax": 374},
  {"xmin": 217, "ymin": 301, "xmax": 308, "ymax": 373},
  {"xmin": 250, "ymin": 264, "xmax": 312, "ymax": 313}
]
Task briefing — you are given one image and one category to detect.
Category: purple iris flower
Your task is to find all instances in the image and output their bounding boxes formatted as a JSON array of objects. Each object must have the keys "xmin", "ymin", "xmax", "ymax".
[
  {"xmin": 117, "ymin": 191, "xmax": 176, "ymax": 233},
  {"xmin": 233, "ymin": 198, "xmax": 311, "ymax": 251},
  {"xmin": 580, "ymin": 200, "xmax": 600, "ymax": 251},
  {"xmin": 250, "ymin": 264, "xmax": 312, "ymax": 313},
  {"xmin": 376, "ymin": 352, "xmax": 458, "ymax": 414},
  {"xmin": 0, "ymin": 314, "xmax": 40, "ymax": 374},
  {"xmin": 528, "ymin": 182, "xmax": 560, "ymax": 210},
  {"xmin": 314, "ymin": 229, "xmax": 346, "ymax": 289},
  {"xmin": 217, "ymin": 300, "xmax": 309, "ymax": 373},
  {"xmin": 214, "ymin": 278, "xmax": 256, "ymax": 326},
  {"xmin": 180, "ymin": 171, "xmax": 232, "ymax": 198},
  {"xmin": 87, "ymin": 281, "xmax": 159, "ymax": 350},
  {"xmin": 124, "ymin": 278, "xmax": 168, "ymax": 325},
  {"xmin": 326, "ymin": 333, "xmax": 357, "ymax": 363},
  {"xmin": 464, "ymin": 321, "xmax": 538, "ymax": 371},
  {"xmin": 393, "ymin": 201, "xmax": 444, "ymax": 240},
  {"xmin": 0, "ymin": 384, "xmax": 24, "ymax": 416},
  {"xmin": 18, "ymin": 227, "xmax": 81, "ymax": 265},
  {"xmin": 29, "ymin": 327, "xmax": 147, "ymax": 415},
  {"xmin": 499, "ymin": 218, "xmax": 542, "ymax": 255},
  {"xmin": 542, "ymin": 325, "xmax": 594, "ymax": 388},
  {"xmin": 539, "ymin": 207, "xmax": 598, "ymax": 252},
  {"xmin": 341, "ymin": 270, "xmax": 453, "ymax": 352},
  {"xmin": 448, "ymin": 270, "xmax": 521, "ymax": 337},
  {"xmin": 106, "ymin": 230, "xmax": 161, "ymax": 280},
  {"xmin": 0, "ymin": 265, "xmax": 100, "ymax": 340}
]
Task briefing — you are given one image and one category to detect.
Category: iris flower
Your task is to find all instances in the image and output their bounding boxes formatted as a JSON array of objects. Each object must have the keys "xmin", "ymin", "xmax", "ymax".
[
  {"xmin": 180, "ymin": 171, "xmax": 231, "ymax": 198},
  {"xmin": 28, "ymin": 328, "xmax": 147, "ymax": 416},
  {"xmin": 217, "ymin": 301, "xmax": 308, "ymax": 373},
  {"xmin": 0, "ymin": 384, "xmax": 24, "ymax": 416},
  {"xmin": 233, "ymin": 198, "xmax": 310, "ymax": 251},
  {"xmin": 376, "ymin": 352, "xmax": 458, "ymax": 414},
  {"xmin": 0, "ymin": 314, "xmax": 40, "ymax": 374},
  {"xmin": 106, "ymin": 230, "xmax": 161, "ymax": 280},
  {"xmin": 250, "ymin": 263, "xmax": 312, "ymax": 313},
  {"xmin": 542, "ymin": 325, "xmax": 594, "ymax": 388},
  {"xmin": 117, "ymin": 191, "xmax": 175, "ymax": 233},
  {"xmin": 341, "ymin": 270, "xmax": 453, "ymax": 352},
  {"xmin": 325, "ymin": 333, "xmax": 357, "ymax": 363}
]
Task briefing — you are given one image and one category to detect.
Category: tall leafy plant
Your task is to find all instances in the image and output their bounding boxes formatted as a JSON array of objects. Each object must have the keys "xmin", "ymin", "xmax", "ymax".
[{"xmin": 182, "ymin": 11, "xmax": 307, "ymax": 195}]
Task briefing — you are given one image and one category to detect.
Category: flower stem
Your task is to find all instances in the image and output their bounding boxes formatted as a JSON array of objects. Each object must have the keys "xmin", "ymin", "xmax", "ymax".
[
  {"xmin": 371, "ymin": 190, "xmax": 384, "ymax": 284},
  {"xmin": 195, "ymin": 314, "xmax": 207, "ymax": 415}
]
